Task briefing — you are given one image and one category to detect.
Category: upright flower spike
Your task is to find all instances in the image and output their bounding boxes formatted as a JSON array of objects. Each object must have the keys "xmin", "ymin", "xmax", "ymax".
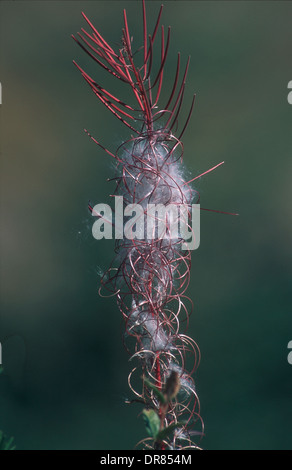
[{"xmin": 73, "ymin": 0, "xmax": 206, "ymax": 450}]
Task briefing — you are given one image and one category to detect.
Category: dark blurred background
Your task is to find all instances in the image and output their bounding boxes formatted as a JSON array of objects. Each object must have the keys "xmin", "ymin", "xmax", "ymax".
[{"xmin": 0, "ymin": 0, "xmax": 291, "ymax": 450}]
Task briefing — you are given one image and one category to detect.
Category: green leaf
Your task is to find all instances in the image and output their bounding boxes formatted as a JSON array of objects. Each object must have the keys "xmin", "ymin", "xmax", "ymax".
[
  {"xmin": 143, "ymin": 376, "xmax": 167, "ymax": 405},
  {"xmin": 155, "ymin": 421, "xmax": 187, "ymax": 442},
  {"xmin": 0, "ymin": 431, "xmax": 16, "ymax": 450},
  {"xmin": 142, "ymin": 409, "xmax": 161, "ymax": 438}
]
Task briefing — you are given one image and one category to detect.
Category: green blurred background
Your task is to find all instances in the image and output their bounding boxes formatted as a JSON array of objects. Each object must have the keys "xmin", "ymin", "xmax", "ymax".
[{"xmin": 0, "ymin": 0, "xmax": 291, "ymax": 450}]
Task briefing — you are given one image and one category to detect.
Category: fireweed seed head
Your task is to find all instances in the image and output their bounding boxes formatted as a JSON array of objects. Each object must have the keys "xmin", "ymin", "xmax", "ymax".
[{"xmin": 73, "ymin": 0, "xmax": 233, "ymax": 450}]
